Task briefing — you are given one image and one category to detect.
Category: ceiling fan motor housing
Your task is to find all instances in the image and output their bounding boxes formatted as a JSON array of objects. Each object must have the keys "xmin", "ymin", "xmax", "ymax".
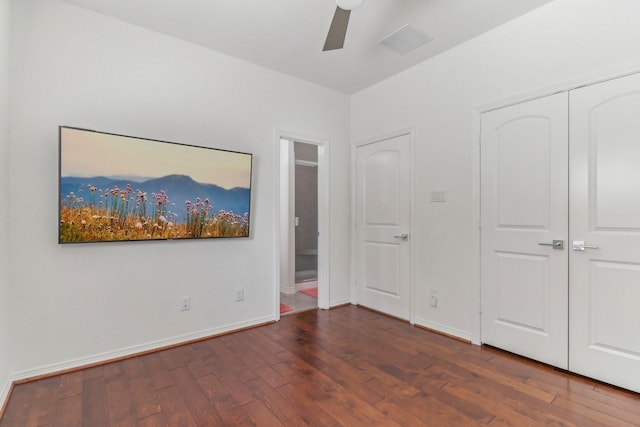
[{"xmin": 336, "ymin": 0, "xmax": 363, "ymax": 11}]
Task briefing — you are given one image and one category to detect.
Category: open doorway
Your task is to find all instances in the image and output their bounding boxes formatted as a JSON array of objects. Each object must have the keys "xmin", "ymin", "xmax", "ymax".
[{"xmin": 278, "ymin": 136, "xmax": 327, "ymax": 316}]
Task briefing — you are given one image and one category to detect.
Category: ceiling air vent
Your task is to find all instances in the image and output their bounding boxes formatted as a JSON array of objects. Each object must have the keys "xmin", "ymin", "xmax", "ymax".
[{"xmin": 380, "ymin": 24, "xmax": 432, "ymax": 55}]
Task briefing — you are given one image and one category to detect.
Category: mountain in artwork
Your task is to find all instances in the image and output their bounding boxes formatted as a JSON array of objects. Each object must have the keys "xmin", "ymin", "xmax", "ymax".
[{"xmin": 60, "ymin": 174, "xmax": 250, "ymax": 222}]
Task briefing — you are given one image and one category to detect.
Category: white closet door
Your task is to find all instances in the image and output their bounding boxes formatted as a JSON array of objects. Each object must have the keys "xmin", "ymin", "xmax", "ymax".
[
  {"xmin": 481, "ymin": 92, "xmax": 569, "ymax": 369},
  {"xmin": 569, "ymin": 72, "xmax": 640, "ymax": 392}
]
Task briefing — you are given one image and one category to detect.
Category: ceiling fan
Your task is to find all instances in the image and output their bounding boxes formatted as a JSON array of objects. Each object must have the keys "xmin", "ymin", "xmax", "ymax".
[{"xmin": 323, "ymin": 0, "xmax": 364, "ymax": 51}]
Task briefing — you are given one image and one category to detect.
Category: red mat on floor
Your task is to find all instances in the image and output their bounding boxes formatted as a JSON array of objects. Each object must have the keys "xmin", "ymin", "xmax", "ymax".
[
  {"xmin": 280, "ymin": 303, "xmax": 294, "ymax": 313},
  {"xmin": 299, "ymin": 287, "xmax": 318, "ymax": 299}
]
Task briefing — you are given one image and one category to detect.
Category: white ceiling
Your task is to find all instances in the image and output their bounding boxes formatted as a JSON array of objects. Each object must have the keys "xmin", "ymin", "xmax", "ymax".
[{"xmin": 61, "ymin": 0, "xmax": 554, "ymax": 94}]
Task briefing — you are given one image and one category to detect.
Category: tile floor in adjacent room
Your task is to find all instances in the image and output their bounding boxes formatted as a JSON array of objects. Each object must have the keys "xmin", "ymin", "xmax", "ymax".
[{"xmin": 280, "ymin": 289, "xmax": 317, "ymax": 315}]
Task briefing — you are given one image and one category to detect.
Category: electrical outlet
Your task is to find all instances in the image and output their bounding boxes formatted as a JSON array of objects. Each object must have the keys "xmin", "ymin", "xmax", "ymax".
[
  {"xmin": 235, "ymin": 288, "xmax": 244, "ymax": 302},
  {"xmin": 180, "ymin": 296, "xmax": 191, "ymax": 311},
  {"xmin": 430, "ymin": 288, "xmax": 439, "ymax": 308}
]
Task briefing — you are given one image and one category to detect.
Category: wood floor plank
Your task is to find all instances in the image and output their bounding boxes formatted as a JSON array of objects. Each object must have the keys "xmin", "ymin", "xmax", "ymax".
[
  {"xmin": 442, "ymin": 382, "xmax": 572, "ymax": 427},
  {"xmin": 242, "ymin": 400, "xmax": 286, "ymax": 427},
  {"xmin": 137, "ymin": 412, "xmax": 169, "ymax": 427},
  {"xmin": 141, "ymin": 352, "xmax": 175, "ymax": 391},
  {"xmin": 81, "ymin": 376, "xmax": 108, "ymax": 427},
  {"xmin": 444, "ymin": 382, "xmax": 598, "ymax": 427},
  {"xmin": 52, "ymin": 395, "xmax": 82, "ymax": 427},
  {"xmin": 14, "ymin": 377, "xmax": 59, "ymax": 427},
  {"xmin": 593, "ymin": 381, "xmax": 640, "ymax": 402},
  {"xmin": 244, "ymin": 328, "xmax": 288, "ymax": 356},
  {"xmin": 425, "ymin": 349, "xmax": 558, "ymax": 405},
  {"xmin": 372, "ymin": 397, "xmax": 431, "ymax": 427},
  {"xmin": 286, "ymin": 341, "xmax": 386, "ymax": 406},
  {"xmin": 244, "ymin": 377, "xmax": 316, "ymax": 426},
  {"xmin": 56, "ymin": 372, "xmax": 83, "ymax": 400},
  {"xmin": 276, "ymin": 382, "xmax": 342, "ymax": 427},
  {"xmin": 196, "ymin": 373, "xmax": 256, "ymax": 426},
  {"xmin": 253, "ymin": 364, "xmax": 289, "ymax": 389},
  {"xmin": 274, "ymin": 351, "xmax": 403, "ymax": 426},
  {"xmin": 169, "ymin": 366, "xmax": 226, "ymax": 425},
  {"xmin": 396, "ymin": 391, "xmax": 484, "ymax": 426},
  {"xmin": 2, "ymin": 306, "xmax": 639, "ymax": 427},
  {"xmin": 234, "ymin": 329, "xmax": 286, "ymax": 367},
  {"xmin": 205, "ymin": 359, "xmax": 257, "ymax": 406},
  {"xmin": 591, "ymin": 383, "xmax": 640, "ymax": 415},
  {"xmin": 184, "ymin": 352, "xmax": 213, "ymax": 379},
  {"xmin": 154, "ymin": 385, "xmax": 199, "ymax": 427},
  {"xmin": 1, "ymin": 382, "xmax": 45, "ymax": 425},
  {"xmin": 104, "ymin": 364, "xmax": 136, "ymax": 426},
  {"xmin": 551, "ymin": 394, "xmax": 639, "ymax": 427},
  {"xmin": 128, "ymin": 373, "xmax": 162, "ymax": 420},
  {"xmin": 82, "ymin": 365, "xmax": 104, "ymax": 381}
]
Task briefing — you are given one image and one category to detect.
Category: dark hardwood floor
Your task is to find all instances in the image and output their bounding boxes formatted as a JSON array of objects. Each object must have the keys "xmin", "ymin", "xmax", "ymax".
[{"xmin": 1, "ymin": 305, "xmax": 639, "ymax": 426}]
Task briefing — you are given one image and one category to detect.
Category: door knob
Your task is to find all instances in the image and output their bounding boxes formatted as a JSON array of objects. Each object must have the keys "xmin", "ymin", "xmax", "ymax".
[
  {"xmin": 538, "ymin": 240, "xmax": 564, "ymax": 250},
  {"xmin": 572, "ymin": 240, "xmax": 598, "ymax": 251}
]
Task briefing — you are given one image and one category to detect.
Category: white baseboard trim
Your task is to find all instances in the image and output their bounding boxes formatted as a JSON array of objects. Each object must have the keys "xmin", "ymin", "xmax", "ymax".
[
  {"xmin": 329, "ymin": 298, "xmax": 351, "ymax": 308},
  {"xmin": 8, "ymin": 314, "xmax": 274, "ymax": 384},
  {"xmin": 280, "ymin": 284, "xmax": 296, "ymax": 294},
  {"xmin": 414, "ymin": 316, "xmax": 474, "ymax": 344},
  {"xmin": 0, "ymin": 374, "xmax": 12, "ymax": 416},
  {"xmin": 295, "ymin": 280, "xmax": 318, "ymax": 292}
]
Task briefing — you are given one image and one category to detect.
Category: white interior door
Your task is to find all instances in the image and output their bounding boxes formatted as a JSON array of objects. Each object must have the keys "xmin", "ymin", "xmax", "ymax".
[
  {"xmin": 480, "ymin": 92, "xmax": 569, "ymax": 369},
  {"xmin": 279, "ymin": 139, "xmax": 296, "ymax": 295},
  {"xmin": 355, "ymin": 133, "xmax": 411, "ymax": 320},
  {"xmin": 569, "ymin": 72, "xmax": 640, "ymax": 392}
]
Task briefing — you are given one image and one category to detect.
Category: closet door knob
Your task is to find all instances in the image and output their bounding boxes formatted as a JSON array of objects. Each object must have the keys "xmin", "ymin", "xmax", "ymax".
[
  {"xmin": 572, "ymin": 240, "xmax": 598, "ymax": 251},
  {"xmin": 538, "ymin": 240, "xmax": 564, "ymax": 250}
]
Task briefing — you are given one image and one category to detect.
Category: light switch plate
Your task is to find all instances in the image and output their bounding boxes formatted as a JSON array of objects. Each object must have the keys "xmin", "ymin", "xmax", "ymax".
[{"xmin": 430, "ymin": 190, "xmax": 447, "ymax": 202}]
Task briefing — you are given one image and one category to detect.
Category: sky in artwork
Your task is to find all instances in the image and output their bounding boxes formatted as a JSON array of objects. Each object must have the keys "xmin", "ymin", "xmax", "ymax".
[{"xmin": 60, "ymin": 127, "xmax": 252, "ymax": 189}]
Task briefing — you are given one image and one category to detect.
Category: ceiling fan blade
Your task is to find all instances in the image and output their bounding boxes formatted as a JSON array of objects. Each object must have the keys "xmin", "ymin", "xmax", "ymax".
[{"xmin": 323, "ymin": 7, "xmax": 351, "ymax": 51}]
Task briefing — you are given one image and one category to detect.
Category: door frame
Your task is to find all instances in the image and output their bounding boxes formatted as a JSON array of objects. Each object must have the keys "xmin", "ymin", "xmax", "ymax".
[
  {"xmin": 351, "ymin": 127, "xmax": 416, "ymax": 324},
  {"xmin": 275, "ymin": 129, "xmax": 330, "ymax": 319},
  {"xmin": 471, "ymin": 59, "xmax": 640, "ymax": 345}
]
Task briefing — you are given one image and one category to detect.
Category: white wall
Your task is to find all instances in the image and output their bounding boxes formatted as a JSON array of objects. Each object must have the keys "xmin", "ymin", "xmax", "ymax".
[
  {"xmin": 0, "ymin": 0, "xmax": 11, "ymax": 406},
  {"xmin": 8, "ymin": 0, "xmax": 350, "ymax": 377},
  {"xmin": 351, "ymin": 0, "xmax": 640, "ymax": 341},
  {"xmin": 10, "ymin": 0, "xmax": 640, "ymax": 394}
]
